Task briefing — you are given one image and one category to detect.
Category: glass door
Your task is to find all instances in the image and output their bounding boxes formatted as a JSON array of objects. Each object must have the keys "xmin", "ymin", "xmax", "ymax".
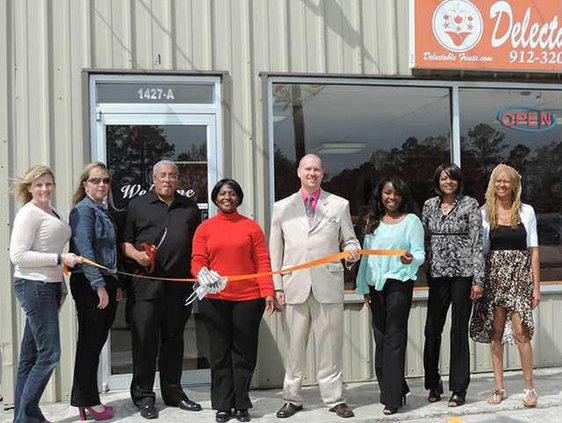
[{"xmin": 96, "ymin": 113, "xmax": 219, "ymax": 390}]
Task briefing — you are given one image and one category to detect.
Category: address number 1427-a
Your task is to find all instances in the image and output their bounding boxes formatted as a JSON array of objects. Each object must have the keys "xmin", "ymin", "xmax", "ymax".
[{"xmin": 137, "ymin": 88, "xmax": 175, "ymax": 100}]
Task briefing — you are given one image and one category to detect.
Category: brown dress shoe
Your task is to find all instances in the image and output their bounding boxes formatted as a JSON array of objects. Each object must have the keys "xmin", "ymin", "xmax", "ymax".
[
  {"xmin": 329, "ymin": 403, "xmax": 355, "ymax": 418},
  {"xmin": 276, "ymin": 403, "xmax": 303, "ymax": 418}
]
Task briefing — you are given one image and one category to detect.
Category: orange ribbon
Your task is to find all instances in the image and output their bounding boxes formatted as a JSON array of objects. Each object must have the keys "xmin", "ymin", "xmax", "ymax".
[{"xmin": 65, "ymin": 249, "xmax": 406, "ymax": 283}]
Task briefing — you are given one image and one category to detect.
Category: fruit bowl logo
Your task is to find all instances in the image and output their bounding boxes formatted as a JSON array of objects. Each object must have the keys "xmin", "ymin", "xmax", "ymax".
[{"xmin": 432, "ymin": 0, "xmax": 483, "ymax": 52}]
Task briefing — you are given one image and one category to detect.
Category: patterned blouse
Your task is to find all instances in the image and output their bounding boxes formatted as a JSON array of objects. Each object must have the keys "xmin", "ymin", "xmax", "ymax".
[{"xmin": 422, "ymin": 195, "xmax": 485, "ymax": 285}]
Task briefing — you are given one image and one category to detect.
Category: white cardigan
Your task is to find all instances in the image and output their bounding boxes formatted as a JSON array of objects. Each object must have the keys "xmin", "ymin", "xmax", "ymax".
[{"xmin": 481, "ymin": 203, "xmax": 539, "ymax": 254}]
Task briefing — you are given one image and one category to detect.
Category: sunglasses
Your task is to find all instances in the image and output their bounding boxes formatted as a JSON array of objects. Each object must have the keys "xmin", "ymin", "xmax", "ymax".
[{"xmin": 87, "ymin": 177, "xmax": 111, "ymax": 185}]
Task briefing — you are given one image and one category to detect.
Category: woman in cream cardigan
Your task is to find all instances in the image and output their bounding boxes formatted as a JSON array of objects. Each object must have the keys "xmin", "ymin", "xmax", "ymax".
[{"xmin": 10, "ymin": 165, "xmax": 81, "ymax": 422}]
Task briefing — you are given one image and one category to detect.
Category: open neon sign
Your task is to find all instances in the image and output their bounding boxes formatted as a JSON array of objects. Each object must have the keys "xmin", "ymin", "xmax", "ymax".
[{"xmin": 497, "ymin": 107, "xmax": 557, "ymax": 132}]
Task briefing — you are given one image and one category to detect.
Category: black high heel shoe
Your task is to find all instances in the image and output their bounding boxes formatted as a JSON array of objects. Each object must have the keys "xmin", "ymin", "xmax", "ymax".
[
  {"xmin": 382, "ymin": 394, "xmax": 406, "ymax": 415},
  {"xmin": 448, "ymin": 391, "xmax": 466, "ymax": 407},
  {"xmin": 382, "ymin": 406, "xmax": 397, "ymax": 415},
  {"xmin": 428, "ymin": 380, "xmax": 443, "ymax": 402}
]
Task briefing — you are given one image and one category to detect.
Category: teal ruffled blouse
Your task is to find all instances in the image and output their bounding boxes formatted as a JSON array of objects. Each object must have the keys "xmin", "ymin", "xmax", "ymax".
[{"xmin": 355, "ymin": 213, "xmax": 425, "ymax": 294}]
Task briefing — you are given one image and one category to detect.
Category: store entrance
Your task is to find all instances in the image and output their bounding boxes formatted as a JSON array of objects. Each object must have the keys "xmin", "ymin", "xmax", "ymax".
[{"xmin": 90, "ymin": 75, "xmax": 222, "ymax": 391}]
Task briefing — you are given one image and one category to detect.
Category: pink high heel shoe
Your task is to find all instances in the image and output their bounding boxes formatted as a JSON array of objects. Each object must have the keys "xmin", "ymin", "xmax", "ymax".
[{"xmin": 78, "ymin": 405, "xmax": 114, "ymax": 421}]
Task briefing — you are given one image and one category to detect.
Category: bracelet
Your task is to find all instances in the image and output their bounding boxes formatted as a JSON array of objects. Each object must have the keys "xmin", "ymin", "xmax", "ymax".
[{"xmin": 57, "ymin": 254, "xmax": 62, "ymax": 265}]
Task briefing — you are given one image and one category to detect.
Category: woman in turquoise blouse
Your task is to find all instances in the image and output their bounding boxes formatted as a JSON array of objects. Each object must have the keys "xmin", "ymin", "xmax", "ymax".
[{"xmin": 356, "ymin": 176, "xmax": 425, "ymax": 415}]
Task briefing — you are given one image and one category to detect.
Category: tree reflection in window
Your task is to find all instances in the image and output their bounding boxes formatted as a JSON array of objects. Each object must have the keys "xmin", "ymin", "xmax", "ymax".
[
  {"xmin": 459, "ymin": 88, "xmax": 561, "ymax": 282},
  {"xmin": 272, "ymin": 83, "xmax": 452, "ymax": 289},
  {"xmin": 106, "ymin": 124, "xmax": 208, "ymax": 210},
  {"xmin": 107, "ymin": 125, "xmax": 175, "ymax": 209}
]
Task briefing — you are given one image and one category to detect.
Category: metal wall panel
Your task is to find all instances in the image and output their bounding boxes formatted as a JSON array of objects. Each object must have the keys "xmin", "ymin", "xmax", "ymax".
[
  {"xmin": 0, "ymin": 0, "xmax": 17, "ymax": 407},
  {"xmin": 1, "ymin": 0, "xmax": 560, "ymax": 403},
  {"xmin": 257, "ymin": 295, "xmax": 562, "ymax": 388}
]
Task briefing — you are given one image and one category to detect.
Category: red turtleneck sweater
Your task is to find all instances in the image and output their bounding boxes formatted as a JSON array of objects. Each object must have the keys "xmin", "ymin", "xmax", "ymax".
[{"xmin": 191, "ymin": 211, "xmax": 274, "ymax": 301}]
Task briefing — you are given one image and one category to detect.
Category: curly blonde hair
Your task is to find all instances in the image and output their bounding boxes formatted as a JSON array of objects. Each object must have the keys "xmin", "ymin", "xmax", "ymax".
[
  {"xmin": 484, "ymin": 164, "xmax": 522, "ymax": 229},
  {"xmin": 14, "ymin": 165, "xmax": 55, "ymax": 204}
]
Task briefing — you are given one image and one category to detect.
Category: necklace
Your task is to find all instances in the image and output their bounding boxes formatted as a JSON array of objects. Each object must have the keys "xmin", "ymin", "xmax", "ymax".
[{"xmin": 441, "ymin": 202, "xmax": 453, "ymax": 214}]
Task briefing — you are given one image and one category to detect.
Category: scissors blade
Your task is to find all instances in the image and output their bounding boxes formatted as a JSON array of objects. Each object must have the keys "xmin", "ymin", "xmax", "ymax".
[{"xmin": 155, "ymin": 227, "xmax": 168, "ymax": 250}]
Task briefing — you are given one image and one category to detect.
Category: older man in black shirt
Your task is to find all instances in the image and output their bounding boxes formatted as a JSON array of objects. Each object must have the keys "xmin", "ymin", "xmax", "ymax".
[{"xmin": 123, "ymin": 160, "xmax": 201, "ymax": 419}]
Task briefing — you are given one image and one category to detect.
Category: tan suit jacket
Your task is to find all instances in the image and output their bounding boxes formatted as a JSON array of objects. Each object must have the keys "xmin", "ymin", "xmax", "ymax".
[{"xmin": 269, "ymin": 190, "xmax": 360, "ymax": 304}]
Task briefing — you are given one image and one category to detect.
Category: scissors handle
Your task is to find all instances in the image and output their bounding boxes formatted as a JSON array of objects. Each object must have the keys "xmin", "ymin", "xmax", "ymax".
[{"xmin": 139, "ymin": 243, "xmax": 157, "ymax": 274}]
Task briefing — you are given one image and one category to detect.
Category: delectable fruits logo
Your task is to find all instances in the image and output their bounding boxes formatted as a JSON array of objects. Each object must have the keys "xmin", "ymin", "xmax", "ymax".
[{"xmin": 432, "ymin": 0, "xmax": 483, "ymax": 52}]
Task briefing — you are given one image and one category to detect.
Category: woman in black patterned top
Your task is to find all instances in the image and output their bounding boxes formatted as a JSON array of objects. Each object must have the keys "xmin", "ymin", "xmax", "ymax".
[{"xmin": 422, "ymin": 163, "xmax": 484, "ymax": 407}]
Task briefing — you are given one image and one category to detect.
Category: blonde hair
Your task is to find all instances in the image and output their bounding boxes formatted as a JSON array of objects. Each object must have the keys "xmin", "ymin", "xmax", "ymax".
[
  {"xmin": 71, "ymin": 162, "xmax": 115, "ymax": 208},
  {"xmin": 484, "ymin": 164, "xmax": 522, "ymax": 229},
  {"xmin": 14, "ymin": 165, "xmax": 55, "ymax": 204}
]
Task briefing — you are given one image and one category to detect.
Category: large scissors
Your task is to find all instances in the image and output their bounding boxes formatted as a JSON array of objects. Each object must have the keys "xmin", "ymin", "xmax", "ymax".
[{"xmin": 139, "ymin": 227, "xmax": 168, "ymax": 274}]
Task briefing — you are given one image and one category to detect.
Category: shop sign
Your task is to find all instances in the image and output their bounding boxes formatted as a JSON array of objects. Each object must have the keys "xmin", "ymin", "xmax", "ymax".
[
  {"xmin": 410, "ymin": 0, "xmax": 562, "ymax": 72},
  {"xmin": 496, "ymin": 107, "xmax": 557, "ymax": 132}
]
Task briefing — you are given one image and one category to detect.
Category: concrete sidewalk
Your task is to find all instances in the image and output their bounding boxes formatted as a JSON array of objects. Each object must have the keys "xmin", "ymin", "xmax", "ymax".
[{"xmin": 1, "ymin": 367, "xmax": 560, "ymax": 422}]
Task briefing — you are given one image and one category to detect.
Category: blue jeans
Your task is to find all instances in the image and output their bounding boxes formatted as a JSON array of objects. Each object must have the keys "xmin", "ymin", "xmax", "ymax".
[{"xmin": 13, "ymin": 279, "xmax": 62, "ymax": 423}]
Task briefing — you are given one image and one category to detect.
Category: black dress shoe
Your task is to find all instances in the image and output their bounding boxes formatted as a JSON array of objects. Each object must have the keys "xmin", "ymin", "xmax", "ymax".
[
  {"xmin": 139, "ymin": 403, "xmax": 159, "ymax": 419},
  {"xmin": 448, "ymin": 391, "xmax": 466, "ymax": 407},
  {"xmin": 216, "ymin": 411, "xmax": 231, "ymax": 423},
  {"xmin": 176, "ymin": 397, "xmax": 202, "ymax": 411},
  {"xmin": 235, "ymin": 409, "xmax": 251, "ymax": 422},
  {"xmin": 276, "ymin": 403, "xmax": 303, "ymax": 418},
  {"xmin": 329, "ymin": 403, "xmax": 355, "ymax": 418}
]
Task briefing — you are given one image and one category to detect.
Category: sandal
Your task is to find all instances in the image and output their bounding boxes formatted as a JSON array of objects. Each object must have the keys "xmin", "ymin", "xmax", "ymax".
[
  {"xmin": 427, "ymin": 380, "xmax": 443, "ymax": 402},
  {"xmin": 448, "ymin": 391, "xmax": 466, "ymax": 407},
  {"xmin": 487, "ymin": 388, "xmax": 506, "ymax": 405},
  {"xmin": 522, "ymin": 388, "xmax": 538, "ymax": 408}
]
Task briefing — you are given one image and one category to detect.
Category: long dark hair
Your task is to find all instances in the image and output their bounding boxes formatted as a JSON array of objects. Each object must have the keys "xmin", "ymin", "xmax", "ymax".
[{"xmin": 362, "ymin": 175, "xmax": 419, "ymax": 235}]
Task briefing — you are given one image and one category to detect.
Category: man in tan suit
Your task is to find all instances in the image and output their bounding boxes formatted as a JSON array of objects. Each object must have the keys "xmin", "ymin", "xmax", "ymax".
[{"xmin": 270, "ymin": 154, "xmax": 360, "ymax": 419}]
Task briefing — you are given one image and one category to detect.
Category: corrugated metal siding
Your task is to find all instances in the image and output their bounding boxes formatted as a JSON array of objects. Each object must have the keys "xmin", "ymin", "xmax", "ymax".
[
  {"xmin": 0, "ymin": 0, "xmax": 16, "ymax": 406},
  {"xmin": 256, "ymin": 294, "xmax": 562, "ymax": 388},
  {"xmin": 1, "ymin": 0, "xmax": 560, "ymax": 403}
]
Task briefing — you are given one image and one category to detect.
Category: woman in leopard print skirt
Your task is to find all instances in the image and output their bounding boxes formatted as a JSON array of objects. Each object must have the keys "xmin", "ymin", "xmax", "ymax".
[{"xmin": 470, "ymin": 164, "xmax": 541, "ymax": 408}]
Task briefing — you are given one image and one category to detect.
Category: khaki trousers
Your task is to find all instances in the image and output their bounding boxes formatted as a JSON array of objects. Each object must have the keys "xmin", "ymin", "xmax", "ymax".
[{"xmin": 282, "ymin": 294, "xmax": 344, "ymax": 407}]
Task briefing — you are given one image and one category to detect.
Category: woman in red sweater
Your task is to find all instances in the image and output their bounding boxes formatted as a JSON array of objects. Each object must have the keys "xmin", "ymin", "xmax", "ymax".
[{"xmin": 192, "ymin": 179, "xmax": 277, "ymax": 423}]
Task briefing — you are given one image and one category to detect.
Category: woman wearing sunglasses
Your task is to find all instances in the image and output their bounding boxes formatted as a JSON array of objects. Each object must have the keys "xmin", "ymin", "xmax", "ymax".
[{"xmin": 69, "ymin": 162, "xmax": 122, "ymax": 420}]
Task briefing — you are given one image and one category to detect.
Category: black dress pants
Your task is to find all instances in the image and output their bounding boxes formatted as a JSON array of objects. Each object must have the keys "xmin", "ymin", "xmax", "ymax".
[
  {"xmin": 369, "ymin": 279, "xmax": 414, "ymax": 408},
  {"xmin": 423, "ymin": 276, "xmax": 472, "ymax": 393},
  {"xmin": 199, "ymin": 298, "xmax": 265, "ymax": 412},
  {"xmin": 70, "ymin": 273, "xmax": 118, "ymax": 407},
  {"xmin": 130, "ymin": 294, "xmax": 192, "ymax": 406}
]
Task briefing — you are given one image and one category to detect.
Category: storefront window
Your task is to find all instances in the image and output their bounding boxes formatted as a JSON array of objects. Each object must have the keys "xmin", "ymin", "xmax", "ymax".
[
  {"xmin": 272, "ymin": 83, "xmax": 452, "ymax": 289},
  {"xmin": 460, "ymin": 88, "xmax": 562, "ymax": 282}
]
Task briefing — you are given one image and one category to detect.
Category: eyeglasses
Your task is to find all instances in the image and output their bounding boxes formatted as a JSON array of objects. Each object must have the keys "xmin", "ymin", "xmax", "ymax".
[
  {"xmin": 87, "ymin": 177, "xmax": 111, "ymax": 185},
  {"xmin": 154, "ymin": 173, "xmax": 179, "ymax": 181}
]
